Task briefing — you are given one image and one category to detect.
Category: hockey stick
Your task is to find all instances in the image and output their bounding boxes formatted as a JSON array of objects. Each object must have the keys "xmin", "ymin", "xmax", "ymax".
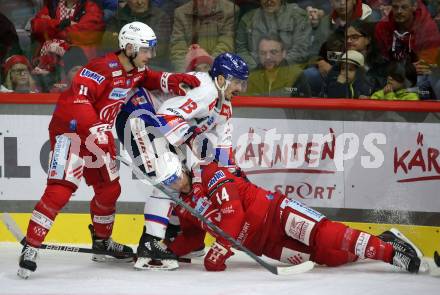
[
  {"xmin": 117, "ymin": 155, "xmax": 314, "ymax": 275},
  {"xmin": 0, "ymin": 212, "xmax": 192, "ymax": 263}
]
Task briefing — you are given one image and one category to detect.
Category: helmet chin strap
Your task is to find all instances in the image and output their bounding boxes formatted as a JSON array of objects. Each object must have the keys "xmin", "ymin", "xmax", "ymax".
[
  {"xmin": 214, "ymin": 76, "xmax": 230, "ymax": 102},
  {"xmin": 124, "ymin": 48, "xmax": 138, "ymax": 68}
]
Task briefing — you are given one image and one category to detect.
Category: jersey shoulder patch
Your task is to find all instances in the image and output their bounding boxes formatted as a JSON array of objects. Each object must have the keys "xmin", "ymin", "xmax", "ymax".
[{"xmin": 79, "ymin": 67, "xmax": 106, "ymax": 84}]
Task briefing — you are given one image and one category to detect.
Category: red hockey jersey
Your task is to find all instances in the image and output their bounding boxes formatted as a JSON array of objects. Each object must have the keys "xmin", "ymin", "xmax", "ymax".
[
  {"xmin": 49, "ymin": 52, "xmax": 164, "ymax": 136},
  {"xmin": 170, "ymin": 162, "xmax": 284, "ymax": 256}
]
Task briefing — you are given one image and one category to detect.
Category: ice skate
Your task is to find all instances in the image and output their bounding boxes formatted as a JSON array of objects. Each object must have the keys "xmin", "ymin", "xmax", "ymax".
[
  {"xmin": 134, "ymin": 226, "xmax": 178, "ymax": 270},
  {"xmin": 164, "ymin": 223, "xmax": 180, "ymax": 243},
  {"xmin": 379, "ymin": 228, "xmax": 421, "ymax": 273},
  {"xmin": 17, "ymin": 243, "xmax": 39, "ymax": 279},
  {"xmin": 89, "ymin": 224, "xmax": 134, "ymax": 262}
]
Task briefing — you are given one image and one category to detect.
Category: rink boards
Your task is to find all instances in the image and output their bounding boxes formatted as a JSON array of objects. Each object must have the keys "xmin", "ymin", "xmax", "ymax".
[
  {"xmin": 1, "ymin": 213, "xmax": 439, "ymax": 258},
  {"xmin": 1, "ymin": 103, "xmax": 440, "ymax": 258}
]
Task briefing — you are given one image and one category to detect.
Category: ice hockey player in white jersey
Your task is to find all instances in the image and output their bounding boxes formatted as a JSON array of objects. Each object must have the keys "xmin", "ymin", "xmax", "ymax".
[{"xmin": 115, "ymin": 52, "xmax": 249, "ymax": 270}]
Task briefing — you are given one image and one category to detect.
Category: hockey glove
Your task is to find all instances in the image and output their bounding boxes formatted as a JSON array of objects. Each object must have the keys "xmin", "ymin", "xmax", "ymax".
[
  {"xmin": 184, "ymin": 126, "xmax": 215, "ymax": 162},
  {"xmin": 204, "ymin": 241, "xmax": 233, "ymax": 271},
  {"xmin": 87, "ymin": 123, "xmax": 116, "ymax": 159},
  {"xmin": 232, "ymin": 166, "xmax": 249, "ymax": 182},
  {"xmin": 160, "ymin": 72, "xmax": 200, "ymax": 96}
]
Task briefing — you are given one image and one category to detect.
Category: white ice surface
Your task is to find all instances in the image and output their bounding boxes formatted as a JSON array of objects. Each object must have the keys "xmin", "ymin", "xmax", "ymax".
[{"xmin": 1, "ymin": 243, "xmax": 439, "ymax": 295}]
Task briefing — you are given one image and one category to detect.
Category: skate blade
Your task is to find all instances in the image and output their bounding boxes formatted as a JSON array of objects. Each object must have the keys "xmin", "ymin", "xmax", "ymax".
[
  {"xmin": 134, "ymin": 257, "xmax": 179, "ymax": 270},
  {"xmin": 17, "ymin": 268, "xmax": 32, "ymax": 279},
  {"xmin": 92, "ymin": 254, "xmax": 133, "ymax": 263}
]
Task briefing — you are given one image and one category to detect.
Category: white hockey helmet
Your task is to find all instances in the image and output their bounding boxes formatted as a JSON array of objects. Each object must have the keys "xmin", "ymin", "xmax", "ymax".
[
  {"xmin": 155, "ymin": 152, "xmax": 184, "ymax": 187},
  {"xmin": 118, "ymin": 21, "xmax": 157, "ymax": 54}
]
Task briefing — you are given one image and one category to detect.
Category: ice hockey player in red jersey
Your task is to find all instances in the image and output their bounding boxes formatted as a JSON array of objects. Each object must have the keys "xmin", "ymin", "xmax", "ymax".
[
  {"xmin": 17, "ymin": 21, "xmax": 200, "ymax": 279},
  {"xmin": 153, "ymin": 153, "xmax": 421, "ymax": 274}
]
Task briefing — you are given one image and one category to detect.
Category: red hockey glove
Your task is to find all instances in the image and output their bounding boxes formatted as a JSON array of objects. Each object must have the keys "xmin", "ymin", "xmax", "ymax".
[
  {"xmin": 160, "ymin": 72, "xmax": 200, "ymax": 96},
  {"xmin": 87, "ymin": 123, "xmax": 116, "ymax": 159},
  {"xmin": 204, "ymin": 241, "xmax": 234, "ymax": 271}
]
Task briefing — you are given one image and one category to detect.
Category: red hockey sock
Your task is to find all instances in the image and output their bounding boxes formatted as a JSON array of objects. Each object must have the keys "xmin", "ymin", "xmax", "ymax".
[
  {"xmin": 314, "ymin": 220, "xmax": 394, "ymax": 264},
  {"xmin": 90, "ymin": 181, "xmax": 121, "ymax": 239},
  {"xmin": 26, "ymin": 184, "xmax": 74, "ymax": 247},
  {"xmin": 340, "ymin": 227, "xmax": 394, "ymax": 262}
]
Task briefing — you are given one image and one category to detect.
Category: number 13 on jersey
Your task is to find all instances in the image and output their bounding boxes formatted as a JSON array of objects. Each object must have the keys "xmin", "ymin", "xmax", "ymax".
[{"xmin": 179, "ymin": 99, "xmax": 198, "ymax": 114}]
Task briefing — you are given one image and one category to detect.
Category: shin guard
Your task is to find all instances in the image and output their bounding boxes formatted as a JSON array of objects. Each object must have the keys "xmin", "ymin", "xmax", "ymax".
[
  {"xmin": 26, "ymin": 184, "xmax": 74, "ymax": 247},
  {"xmin": 90, "ymin": 181, "xmax": 121, "ymax": 238}
]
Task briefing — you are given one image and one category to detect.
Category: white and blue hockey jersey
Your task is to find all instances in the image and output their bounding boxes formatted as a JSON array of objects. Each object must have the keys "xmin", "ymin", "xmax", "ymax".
[{"xmin": 121, "ymin": 72, "xmax": 235, "ymax": 168}]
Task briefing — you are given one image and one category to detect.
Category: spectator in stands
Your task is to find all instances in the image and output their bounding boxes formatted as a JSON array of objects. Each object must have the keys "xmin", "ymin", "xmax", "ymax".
[
  {"xmin": 184, "ymin": 44, "xmax": 213, "ymax": 72},
  {"xmin": 330, "ymin": 0, "xmax": 377, "ymax": 25},
  {"xmin": 2, "ymin": 55, "xmax": 39, "ymax": 93},
  {"xmin": 150, "ymin": 0, "xmax": 190, "ymax": 24},
  {"xmin": 290, "ymin": 0, "xmax": 331, "ymax": 12},
  {"xmin": 0, "ymin": 69, "xmax": 12, "ymax": 93},
  {"xmin": 236, "ymin": 0, "xmax": 311, "ymax": 70},
  {"xmin": 31, "ymin": 0, "xmax": 105, "ymax": 62},
  {"xmin": 371, "ymin": 60, "xmax": 419, "ymax": 99},
  {"xmin": 324, "ymin": 50, "xmax": 374, "ymax": 98},
  {"xmin": 0, "ymin": 12, "xmax": 23, "ymax": 65},
  {"xmin": 307, "ymin": 0, "xmax": 376, "ymax": 63},
  {"xmin": 50, "ymin": 46, "xmax": 88, "ymax": 92},
  {"xmin": 375, "ymin": 0, "xmax": 440, "ymax": 63},
  {"xmin": 306, "ymin": 6, "xmax": 327, "ymax": 60},
  {"xmin": 103, "ymin": 0, "xmax": 171, "ymax": 70},
  {"xmin": 31, "ymin": 39, "xmax": 70, "ymax": 93},
  {"xmin": 304, "ymin": 33, "xmax": 345, "ymax": 96},
  {"xmin": 375, "ymin": 0, "xmax": 440, "ymax": 99},
  {"xmin": 119, "ymin": 0, "xmax": 127, "ymax": 8},
  {"xmin": 95, "ymin": 0, "xmax": 118, "ymax": 21},
  {"xmin": 346, "ymin": 21, "xmax": 389, "ymax": 91},
  {"xmin": 170, "ymin": 0, "xmax": 237, "ymax": 72},
  {"xmin": 378, "ymin": 1, "xmax": 393, "ymax": 19},
  {"xmin": 234, "ymin": 0, "xmax": 260, "ymax": 20},
  {"xmin": 303, "ymin": 0, "xmax": 376, "ymax": 97},
  {"xmin": 364, "ymin": 0, "xmax": 392, "ymax": 19},
  {"xmin": 245, "ymin": 35, "xmax": 310, "ymax": 97}
]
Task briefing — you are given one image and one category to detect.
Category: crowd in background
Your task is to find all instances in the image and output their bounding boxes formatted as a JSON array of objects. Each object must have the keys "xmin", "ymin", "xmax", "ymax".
[{"xmin": 1, "ymin": 0, "xmax": 440, "ymax": 100}]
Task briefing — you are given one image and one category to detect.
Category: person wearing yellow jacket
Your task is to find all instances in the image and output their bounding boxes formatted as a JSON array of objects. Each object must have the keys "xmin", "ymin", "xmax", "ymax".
[{"xmin": 371, "ymin": 61, "xmax": 420, "ymax": 100}]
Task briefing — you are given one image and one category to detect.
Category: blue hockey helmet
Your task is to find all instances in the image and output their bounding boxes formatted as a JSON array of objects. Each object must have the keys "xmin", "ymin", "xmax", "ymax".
[{"xmin": 210, "ymin": 53, "xmax": 249, "ymax": 81}]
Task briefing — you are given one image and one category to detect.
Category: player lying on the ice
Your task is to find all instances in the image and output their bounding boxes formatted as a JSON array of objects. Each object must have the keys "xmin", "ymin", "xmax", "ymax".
[{"xmin": 153, "ymin": 153, "xmax": 421, "ymax": 273}]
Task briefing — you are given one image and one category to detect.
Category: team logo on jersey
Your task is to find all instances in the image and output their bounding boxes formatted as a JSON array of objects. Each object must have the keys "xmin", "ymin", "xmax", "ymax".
[
  {"xmin": 208, "ymin": 170, "xmax": 226, "ymax": 189},
  {"xmin": 220, "ymin": 104, "xmax": 232, "ymax": 119},
  {"xmin": 100, "ymin": 101, "xmax": 124, "ymax": 125},
  {"xmin": 109, "ymin": 88, "xmax": 131, "ymax": 100},
  {"xmin": 108, "ymin": 61, "xmax": 119, "ymax": 68},
  {"xmin": 80, "ymin": 68, "xmax": 105, "ymax": 84}
]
